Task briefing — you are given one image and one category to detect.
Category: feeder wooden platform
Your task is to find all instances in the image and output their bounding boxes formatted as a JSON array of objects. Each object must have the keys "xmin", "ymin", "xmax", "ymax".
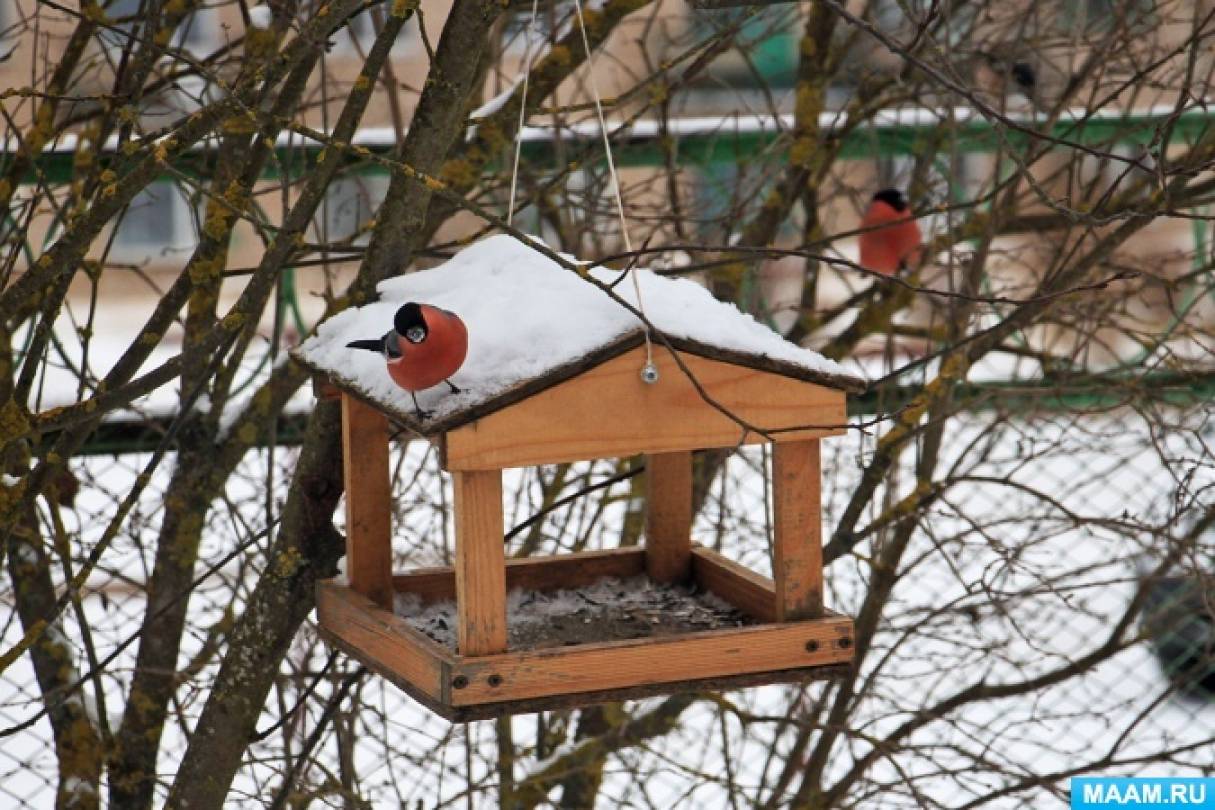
[{"xmin": 318, "ymin": 546, "xmax": 852, "ymax": 721}]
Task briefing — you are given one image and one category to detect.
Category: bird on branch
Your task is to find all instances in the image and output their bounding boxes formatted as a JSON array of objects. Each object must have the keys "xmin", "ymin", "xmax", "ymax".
[{"xmin": 859, "ymin": 188, "xmax": 923, "ymax": 277}]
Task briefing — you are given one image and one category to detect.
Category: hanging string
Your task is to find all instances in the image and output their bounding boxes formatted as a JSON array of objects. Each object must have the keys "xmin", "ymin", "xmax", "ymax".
[
  {"xmin": 506, "ymin": 0, "xmax": 541, "ymax": 227},
  {"xmin": 571, "ymin": 0, "xmax": 656, "ymax": 377}
]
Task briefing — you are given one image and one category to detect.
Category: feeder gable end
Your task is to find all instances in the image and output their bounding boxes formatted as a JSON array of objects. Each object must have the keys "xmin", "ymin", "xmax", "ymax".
[{"xmin": 442, "ymin": 346, "xmax": 847, "ymax": 471}]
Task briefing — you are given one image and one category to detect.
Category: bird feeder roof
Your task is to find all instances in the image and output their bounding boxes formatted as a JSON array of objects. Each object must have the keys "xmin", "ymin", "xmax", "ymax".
[{"xmin": 294, "ymin": 235, "xmax": 864, "ymax": 435}]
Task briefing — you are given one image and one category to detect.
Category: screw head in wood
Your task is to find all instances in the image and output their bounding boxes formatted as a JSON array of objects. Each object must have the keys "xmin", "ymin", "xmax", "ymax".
[
  {"xmin": 838, "ymin": 637, "xmax": 852, "ymax": 649},
  {"xmin": 640, "ymin": 362, "xmax": 659, "ymax": 384},
  {"xmin": 488, "ymin": 674, "xmax": 503, "ymax": 687},
  {"xmin": 805, "ymin": 640, "xmax": 820, "ymax": 653},
  {"xmin": 452, "ymin": 675, "xmax": 469, "ymax": 689}
]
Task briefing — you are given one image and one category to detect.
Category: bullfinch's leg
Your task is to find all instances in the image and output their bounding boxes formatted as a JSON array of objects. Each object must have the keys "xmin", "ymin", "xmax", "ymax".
[
  {"xmin": 444, "ymin": 380, "xmax": 461, "ymax": 394},
  {"xmin": 409, "ymin": 392, "xmax": 431, "ymax": 420}
]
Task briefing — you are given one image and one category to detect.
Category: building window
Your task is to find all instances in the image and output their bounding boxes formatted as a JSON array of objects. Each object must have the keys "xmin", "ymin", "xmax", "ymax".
[
  {"xmin": 691, "ymin": 6, "xmax": 799, "ymax": 88},
  {"xmin": 1062, "ymin": 0, "xmax": 1155, "ymax": 34},
  {"xmin": 101, "ymin": 0, "xmax": 216, "ymax": 55},
  {"xmin": 500, "ymin": 1, "xmax": 575, "ymax": 53},
  {"xmin": 318, "ymin": 175, "xmax": 389, "ymax": 245},
  {"xmin": 173, "ymin": 7, "xmax": 218, "ymax": 54},
  {"xmin": 111, "ymin": 180, "xmax": 198, "ymax": 262},
  {"xmin": 1078, "ymin": 140, "xmax": 1148, "ymax": 195},
  {"xmin": 334, "ymin": 8, "xmax": 417, "ymax": 54}
]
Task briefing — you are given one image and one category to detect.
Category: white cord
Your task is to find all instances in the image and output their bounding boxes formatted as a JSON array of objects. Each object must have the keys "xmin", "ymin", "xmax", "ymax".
[
  {"xmin": 506, "ymin": 0, "xmax": 541, "ymax": 227},
  {"xmin": 571, "ymin": 0, "xmax": 654, "ymax": 373}
]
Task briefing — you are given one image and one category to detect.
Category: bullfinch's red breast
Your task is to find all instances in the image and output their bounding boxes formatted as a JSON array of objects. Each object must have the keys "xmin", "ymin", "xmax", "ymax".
[
  {"xmin": 859, "ymin": 189, "xmax": 922, "ymax": 276},
  {"xmin": 347, "ymin": 302, "xmax": 468, "ymax": 419}
]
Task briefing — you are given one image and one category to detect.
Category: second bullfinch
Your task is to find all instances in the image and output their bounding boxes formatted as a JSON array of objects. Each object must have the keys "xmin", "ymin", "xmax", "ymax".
[
  {"xmin": 859, "ymin": 188, "xmax": 922, "ymax": 276},
  {"xmin": 348, "ymin": 302, "xmax": 469, "ymax": 419}
]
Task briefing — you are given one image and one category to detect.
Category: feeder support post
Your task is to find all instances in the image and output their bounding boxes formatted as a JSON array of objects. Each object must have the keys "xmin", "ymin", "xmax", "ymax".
[
  {"xmin": 453, "ymin": 469, "xmax": 508, "ymax": 655},
  {"xmin": 772, "ymin": 439, "xmax": 824, "ymax": 621},
  {"xmin": 341, "ymin": 392, "xmax": 394, "ymax": 608},
  {"xmin": 645, "ymin": 451, "xmax": 693, "ymax": 583}
]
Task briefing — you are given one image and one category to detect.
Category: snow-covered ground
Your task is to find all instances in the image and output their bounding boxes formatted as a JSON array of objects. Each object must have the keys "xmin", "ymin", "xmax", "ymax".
[{"xmin": 2, "ymin": 402, "xmax": 1211, "ymax": 808}]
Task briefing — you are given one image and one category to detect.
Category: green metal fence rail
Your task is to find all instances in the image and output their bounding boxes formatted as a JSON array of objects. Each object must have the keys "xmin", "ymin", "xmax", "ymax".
[
  {"xmin": 10, "ymin": 106, "xmax": 1214, "ymax": 183},
  {"xmin": 42, "ymin": 369, "xmax": 1215, "ymax": 457}
]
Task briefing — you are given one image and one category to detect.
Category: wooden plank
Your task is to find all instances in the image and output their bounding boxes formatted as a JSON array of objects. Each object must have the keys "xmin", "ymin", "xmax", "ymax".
[
  {"xmin": 690, "ymin": 546, "xmax": 777, "ymax": 622},
  {"xmin": 453, "ymin": 469, "xmax": 507, "ymax": 656},
  {"xmin": 444, "ymin": 347, "xmax": 847, "ymax": 471},
  {"xmin": 393, "ymin": 547, "xmax": 647, "ymax": 604},
  {"xmin": 341, "ymin": 391, "xmax": 394, "ymax": 608},
  {"xmin": 645, "ymin": 452, "xmax": 693, "ymax": 583},
  {"xmin": 316, "ymin": 581, "xmax": 449, "ymax": 701},
  {"xmin": 452, "ymin": 615, "xmax": 854, "ymax": 705},
  {"xmin": 771, "ymin": 440, "xmax": 824, "ymax": 621},
  {"xmin": 440, "ymin": 664, "xmax": 850, "ymax": 721}
]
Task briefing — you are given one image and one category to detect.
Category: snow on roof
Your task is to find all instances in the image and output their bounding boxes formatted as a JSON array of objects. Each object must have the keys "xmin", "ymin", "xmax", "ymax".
[{"xmin": 294, "ymin": 234, "xmax": 863, "ymax": 432}]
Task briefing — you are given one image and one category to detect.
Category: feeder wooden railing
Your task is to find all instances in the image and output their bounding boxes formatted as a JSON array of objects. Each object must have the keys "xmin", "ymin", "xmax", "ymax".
[{"xmin": 317, "ymin": 544, "xmax": 855, "ymax": 720}]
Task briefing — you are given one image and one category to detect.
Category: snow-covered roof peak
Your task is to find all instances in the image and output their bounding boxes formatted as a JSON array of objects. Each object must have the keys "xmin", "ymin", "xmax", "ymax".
[{"xmin": 295, "ymin": 235, "xmax": 863, "ymax": 433}]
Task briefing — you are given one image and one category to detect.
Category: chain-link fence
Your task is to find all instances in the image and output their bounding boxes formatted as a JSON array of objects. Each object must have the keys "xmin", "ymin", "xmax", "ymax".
[{"xmin": 4, "ymin": 0, "xmax": 1215, "ymax": 804}]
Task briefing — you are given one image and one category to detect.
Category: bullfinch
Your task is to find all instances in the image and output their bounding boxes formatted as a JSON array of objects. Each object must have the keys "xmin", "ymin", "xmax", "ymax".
[
  {"xmin": 858, "ymin": 188, "xmax": 922, "ymax": 276},
  {"xmin": 348, "ymin": 302, "xmax": 468, "ymax": 419},
  {"xmin": 1010, "ymin": 61, "xmax": 1036, "ymax": 97},
  {"xmin": 982, "ymin": 53, "xmax": 1037, "ymax": 106}
]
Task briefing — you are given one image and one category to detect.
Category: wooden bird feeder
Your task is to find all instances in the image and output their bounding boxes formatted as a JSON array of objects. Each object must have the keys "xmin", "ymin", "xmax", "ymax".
[{"xmin": 294, "ymin": 236, "xmax": 864, "ymax": 721}]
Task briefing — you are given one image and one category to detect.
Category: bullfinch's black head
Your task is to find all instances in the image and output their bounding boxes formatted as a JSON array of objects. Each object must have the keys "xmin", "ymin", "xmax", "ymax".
[
  {"xmin": 394, "ymin": 302, "xmax": 428, "ymax": 344},
  {"xmin": 873, "ymin": 188, "xmax": 908, "ymax": 212},
  {"xmin": 1010, "ymin": 61, "xmax": 1035, "ymax": 92}
]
